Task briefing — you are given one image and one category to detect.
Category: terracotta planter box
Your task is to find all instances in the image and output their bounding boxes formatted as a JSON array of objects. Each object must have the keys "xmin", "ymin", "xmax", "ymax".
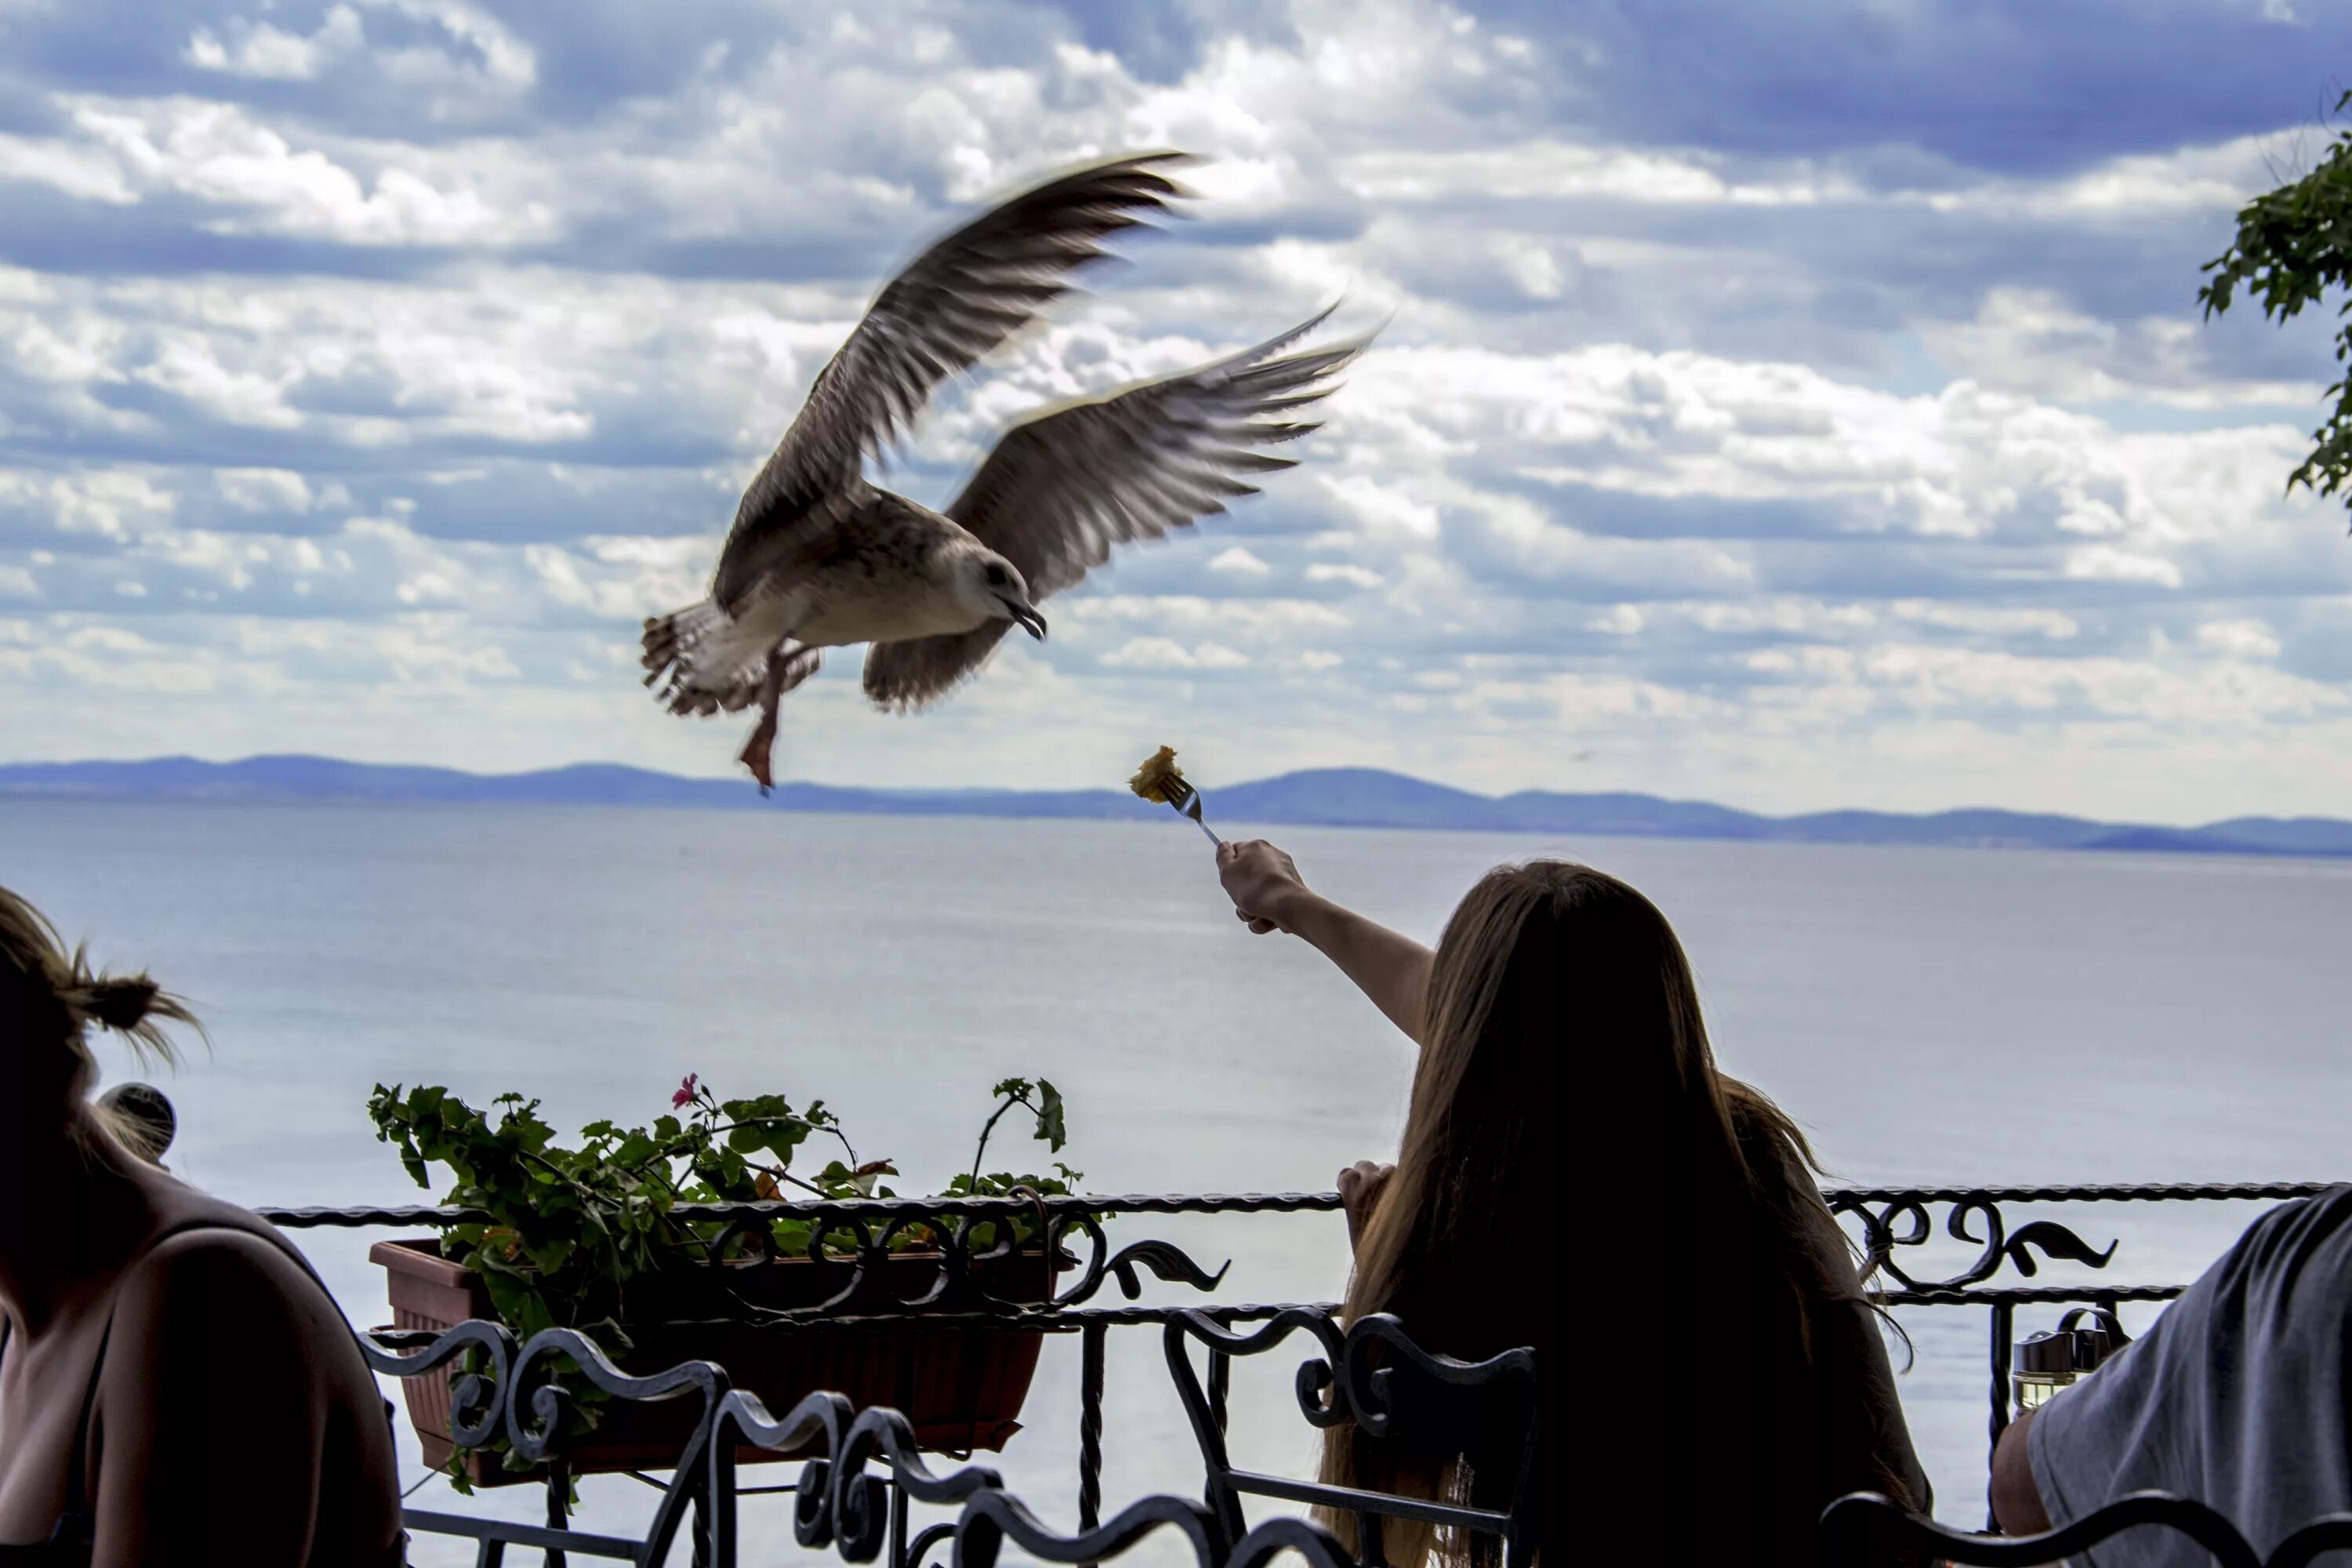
[{"xmin": 372, "ymin": 1238, "xmax": 1058, "ymax": 1485}]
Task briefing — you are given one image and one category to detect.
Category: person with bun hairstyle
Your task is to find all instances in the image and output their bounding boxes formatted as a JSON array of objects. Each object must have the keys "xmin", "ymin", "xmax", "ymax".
[{"xmin": 0, "ymin": 887, "xmax": 403, "ymax": 1564}]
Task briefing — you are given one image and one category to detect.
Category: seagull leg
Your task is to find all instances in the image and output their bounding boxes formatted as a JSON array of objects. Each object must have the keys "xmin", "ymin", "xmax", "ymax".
[{"xmin": 737, "ymin": 644, "xmax": 794, "ymax": 796}]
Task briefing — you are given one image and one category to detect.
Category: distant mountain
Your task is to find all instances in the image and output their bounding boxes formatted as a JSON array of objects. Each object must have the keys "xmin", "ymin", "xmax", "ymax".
[
  {"xmin": 0, "ymin": 755, "xmax": 1164, "ymax": 819},
  {"xmin": 2198, "ymin": 815, "xmax": 2352, "ymax": 856},
  {"xmin": 3, "ymin": 754, "xmax": 2348, "ymax": 858}
]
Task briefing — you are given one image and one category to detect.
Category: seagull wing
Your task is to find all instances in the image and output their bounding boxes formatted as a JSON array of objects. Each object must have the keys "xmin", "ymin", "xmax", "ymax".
[
  {"xmin": 862, "ymin": 305, "xmax": 1372, "ymax": 710},
  {"xmin": 711, "ymin": 151, "xmax": 1191, "ymax": 612}
]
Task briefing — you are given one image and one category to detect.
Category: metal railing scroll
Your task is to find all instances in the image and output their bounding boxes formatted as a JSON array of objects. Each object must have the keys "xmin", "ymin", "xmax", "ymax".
[{"xmin": 281, "ymin": 1180, "xmax": 2340, "ymax": 1556}]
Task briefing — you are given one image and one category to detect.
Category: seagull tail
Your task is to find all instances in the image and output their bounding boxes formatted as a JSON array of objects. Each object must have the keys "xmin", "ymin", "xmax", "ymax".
[{"xmin": 640, "ymin": 601, "xmax": 818, "ymax": 717}]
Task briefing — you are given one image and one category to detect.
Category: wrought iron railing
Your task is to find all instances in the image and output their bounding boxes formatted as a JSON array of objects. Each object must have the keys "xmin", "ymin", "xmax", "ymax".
[
  {"xmin": 1823, "ymin": 1177, "xmax": 2334, "ymax": 1519},
  {"xmin": 1822, "ymin": 1489, "xmax": 2352, "ymax": 1568},
  {"xmin": 261, "ymin": 1179, "xmax": 2336, "ymax": 1561},
  {"xmin": 364, "ymin": 1309, "xmax": 1381, "ymax": 1567},
  {"xmin": 284, "ymin": 1191, "xmax": 1341, "ymax": 1565}
]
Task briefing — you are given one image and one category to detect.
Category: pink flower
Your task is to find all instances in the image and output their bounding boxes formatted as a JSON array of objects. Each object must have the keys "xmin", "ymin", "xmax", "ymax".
[{"xmin": 671, "ymin": 1073, "xmax": 699, "ymax": 1110}]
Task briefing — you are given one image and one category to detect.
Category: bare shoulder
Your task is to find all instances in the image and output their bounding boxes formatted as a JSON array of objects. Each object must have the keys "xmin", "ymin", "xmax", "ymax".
[
  {"xmin": 82, "ymin": 1207, "xmax": 405, "ymax": 1555},
  {"xmin": 114, "ymin": 1210, "xmax": 328, "ymax": 1336},
  {"xmin": 135, "ymin": 1224, "xmax": 303, "ymax": 1286}
]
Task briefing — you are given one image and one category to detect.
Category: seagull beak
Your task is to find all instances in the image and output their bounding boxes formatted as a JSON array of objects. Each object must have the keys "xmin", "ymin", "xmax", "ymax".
[{"xmin": 1003, "ymin": 598, "xmax": 1048, "ymax": 641}]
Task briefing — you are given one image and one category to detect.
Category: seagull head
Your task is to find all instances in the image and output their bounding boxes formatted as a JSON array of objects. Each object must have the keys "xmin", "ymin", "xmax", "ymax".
[{"xmin": 967, "ymin": 551, "xmax": 1047, "ymax": 641}]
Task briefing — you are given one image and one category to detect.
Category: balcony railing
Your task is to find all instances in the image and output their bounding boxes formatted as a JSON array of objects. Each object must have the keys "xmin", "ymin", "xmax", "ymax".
[
  {"xmin": 252, "ymin": 1179, "xmax": 2336, "ymax": 1564},
  {"xmin": 1822, "ymin": 1177, "xmax": 2333, "ymax": 1512}
]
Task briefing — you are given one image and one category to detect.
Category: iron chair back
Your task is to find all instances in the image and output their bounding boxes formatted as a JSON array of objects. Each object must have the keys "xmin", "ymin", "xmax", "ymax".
[
  {"xmin": 1822, "ymin": 1489, "xmax": 2352, "ymax": 1568},
  {"xmin": 360, "ymin": 1319, "xmax": 722, "ymax": 1567},
  {"xmin": 1163, "ymin": 1308, "xmax": 1539, "ymax": 1568}
]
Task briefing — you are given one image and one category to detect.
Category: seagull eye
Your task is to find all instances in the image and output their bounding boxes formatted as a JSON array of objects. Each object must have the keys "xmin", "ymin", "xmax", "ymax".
[{"xmin": 985, "ymin": 564, "xmax": 1008, "ymax": 587}]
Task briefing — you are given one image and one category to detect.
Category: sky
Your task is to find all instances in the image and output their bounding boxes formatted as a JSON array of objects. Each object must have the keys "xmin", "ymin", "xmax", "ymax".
[{"xmin": 2, "ymin": 0, "xmax": 2350, "ymax": 822}]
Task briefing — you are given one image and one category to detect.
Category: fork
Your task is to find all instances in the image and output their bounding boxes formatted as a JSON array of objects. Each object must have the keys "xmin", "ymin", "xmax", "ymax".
[{"xmin": 1157, "ymin": 775, "xmax": 1222, "ymax": 847}]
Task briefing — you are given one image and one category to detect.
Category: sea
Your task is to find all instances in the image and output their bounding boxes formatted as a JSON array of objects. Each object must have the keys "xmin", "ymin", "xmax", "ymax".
[{"xmin": 5, "ymin": 797, "xmax": 2350, "ymax": 1562}]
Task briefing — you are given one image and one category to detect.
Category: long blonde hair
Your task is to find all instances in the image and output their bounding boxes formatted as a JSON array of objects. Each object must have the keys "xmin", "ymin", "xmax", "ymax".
[
  {"xmin": 1320, "ymin": 862, "xmax": 1918, "ymax": 1567},
  {"xmin": 0, "ymin": 884, "xmax": 200, "ymax": 1154}
]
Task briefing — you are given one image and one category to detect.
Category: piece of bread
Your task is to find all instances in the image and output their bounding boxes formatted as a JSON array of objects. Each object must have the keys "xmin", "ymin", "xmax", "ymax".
[{"xmin": 1128, "ymin": 746, "xmax": 1185, "ymax": 804}]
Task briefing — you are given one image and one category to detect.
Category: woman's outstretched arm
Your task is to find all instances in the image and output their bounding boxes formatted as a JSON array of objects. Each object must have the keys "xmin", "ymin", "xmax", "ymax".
[{"xmin": 1216, "ymin": 839, "xmax": 1434, "ymax": 1047}]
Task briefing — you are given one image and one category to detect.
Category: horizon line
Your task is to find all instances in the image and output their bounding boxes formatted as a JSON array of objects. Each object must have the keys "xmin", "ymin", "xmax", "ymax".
[{"xmin": 2, "ymin": 750, "xmax": 2345, "ymax": 837}]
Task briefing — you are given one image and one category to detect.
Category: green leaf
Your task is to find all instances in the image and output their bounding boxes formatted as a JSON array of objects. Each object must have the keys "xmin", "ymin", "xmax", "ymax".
[
  {"xmin": 368, "ymin": 1067, "xmax": 1097, "ymax": 1497},
  {"xmin": 1033, "ymin": 1080, "xmax": 1067, "ymax": 1152},
  {"xmin": 2198, "ymin": 127, "xmax": 2352, "ymax": 528},
  {"xmin": 524, "ymin": 1239, "xmax": 574, "ymax": 1274}
]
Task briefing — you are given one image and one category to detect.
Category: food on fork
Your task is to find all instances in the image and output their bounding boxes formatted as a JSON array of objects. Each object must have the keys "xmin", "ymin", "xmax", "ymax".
[
  {"xmin": 1129, "ymin": 746, "xmax": 1187, "ymax": 804},
  {"xmin": 1130, "ymin": 744, "xmax": 1221, "ymax": 845}
]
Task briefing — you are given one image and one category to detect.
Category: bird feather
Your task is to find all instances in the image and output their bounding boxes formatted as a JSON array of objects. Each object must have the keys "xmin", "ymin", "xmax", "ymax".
[
  {"xmin": 858, "ymin": 304, "xmax": 1372, "ymax": 710},
  {"xmin": 710, "ymin": 152, "xmax": 1191, "ymax": 615}
]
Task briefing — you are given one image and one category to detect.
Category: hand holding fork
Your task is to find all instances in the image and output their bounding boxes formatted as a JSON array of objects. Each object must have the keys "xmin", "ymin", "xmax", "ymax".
[{"xmin": 1153, "ymin": 773, "xmax": 1221, "ymax": 848}]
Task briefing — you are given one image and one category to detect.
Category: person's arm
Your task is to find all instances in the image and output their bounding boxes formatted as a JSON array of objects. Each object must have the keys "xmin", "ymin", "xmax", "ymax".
[
  {"xmin": 1216, "ymin": 840, "xmax": 1434, "ymax": 1046},
  {"xmin": 1991, "ymin": 1409, "xmax": 2050, "ymax": 1534},
  {"xmin": 92, "ymin": 1232, "xmax": 365, "ymax": 1566}
]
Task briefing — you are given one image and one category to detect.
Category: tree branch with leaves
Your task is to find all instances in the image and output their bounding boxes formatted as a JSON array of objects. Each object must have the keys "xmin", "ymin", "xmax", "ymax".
[{"xmin": 2200, "ymin": 89, "xmax": 2352, "ymax": 528}]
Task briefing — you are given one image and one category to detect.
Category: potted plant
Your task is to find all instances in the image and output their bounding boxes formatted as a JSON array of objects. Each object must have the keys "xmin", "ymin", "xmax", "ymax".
[{"xmin": 366, "ymin": 1073, "xmax": 1087, "ymax": 1488}]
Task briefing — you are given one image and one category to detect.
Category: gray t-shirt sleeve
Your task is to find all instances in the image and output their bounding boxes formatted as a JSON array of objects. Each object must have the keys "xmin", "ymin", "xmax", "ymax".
[{"xmin": 2027, "ymin": 1186, "xmax": 2352, "ymax": 1568}]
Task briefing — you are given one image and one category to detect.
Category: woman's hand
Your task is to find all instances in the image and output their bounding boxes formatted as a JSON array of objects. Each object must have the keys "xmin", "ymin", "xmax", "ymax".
[
  {"xmin": 1338, "ymin": 1160, "xmax": 1396, "ymax": 1249},
  {"xmin": 1215, "ymin": 841, "xmax": 1434, "ymax": 1047},
  {"xmin": 1217, "ymin": 839, "xmax": 1315, "ymax": 935}
]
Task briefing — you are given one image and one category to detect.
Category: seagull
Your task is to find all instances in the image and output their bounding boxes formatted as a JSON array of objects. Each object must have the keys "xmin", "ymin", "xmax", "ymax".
[{"xmin": 640, "ymin": 151, "xmax": 1373, "ymax": 791}]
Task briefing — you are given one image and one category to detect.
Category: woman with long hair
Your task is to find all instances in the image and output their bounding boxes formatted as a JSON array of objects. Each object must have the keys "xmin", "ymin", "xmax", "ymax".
[
  {"xmin": 1218, "ymin": 843, "xmax": 1928, "ymax": 1566},
  {"xmin": 0, "ymin": 886, "xmax": 403, "ymax": 1565}
]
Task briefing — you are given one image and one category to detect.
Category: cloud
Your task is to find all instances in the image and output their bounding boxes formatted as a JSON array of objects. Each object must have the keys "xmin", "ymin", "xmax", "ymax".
[
  {"xmin": 2196, "ymin": 615, "xmax": 2283, "ymax": 659},
  {"xmin": 1919, "ymin": 287, "xmax": 2324, "ymax": 408},
  {"xmin": 2063, "ymin": 545, "xmax": 2186, "ymax": 589},
  {"xmin": 1341, "ymin": 140, "xmax": 1869, "ymax": 207},
  {"xmin": 186, "ymin": 7, "xmax": 366, "ymax": 82},
  {"xmin": 1098, "ymin": 635, "xmax": 1252, "ymax": 670},
  {"xmin": 0, "ymin": 133, "xmax": 136, "ymax": 203},
  {"xmin": 361, "ymin": 0, "xmax": 537, "ymax": 93},
  {"xmin": 1304, "ymin": 561, "xmax": 1383, "ymax": 590},
  {"xmin": 49, "ymin": 96, "xmax": 558, "ymax": 245},
  {"xmin": 216, "ymin": 466, "xmax": 316, "ymax": 511},
  {"xmin": 1506, "ymin": 0, "xmax": 2352, "ymax": 176},
  {"xmin": 0, "ymin": 0, "xmax": 2347, "ymax": 823}
]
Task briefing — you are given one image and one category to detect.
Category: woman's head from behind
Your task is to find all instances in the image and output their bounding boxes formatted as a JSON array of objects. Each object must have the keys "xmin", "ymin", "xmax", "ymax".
[
  {"xmin": 1352, "ymin": 862, "xmax": 1745, "ymax": 1323},
  {"xmin": 0, "ymin": 884, "xmax": 196, "ymax": 1152}
]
